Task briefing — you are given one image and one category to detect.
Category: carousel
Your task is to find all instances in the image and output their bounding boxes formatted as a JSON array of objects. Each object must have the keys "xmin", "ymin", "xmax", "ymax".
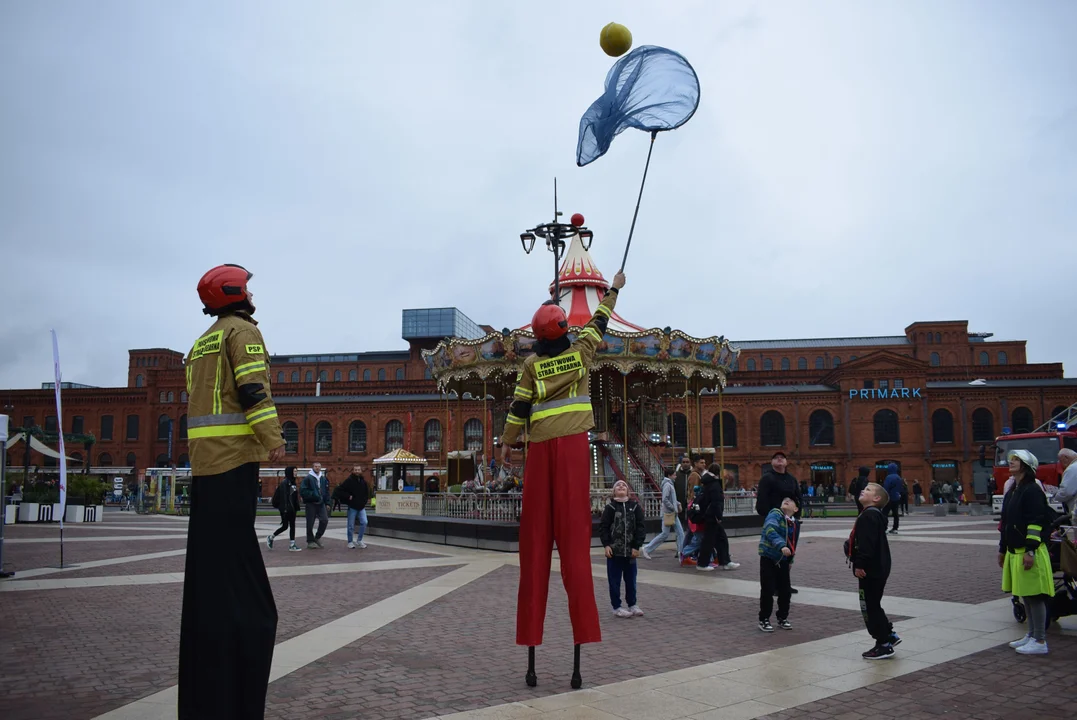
[{"xmin": 423, "ymin": 210, "xmax": 739, "ymax": 495}]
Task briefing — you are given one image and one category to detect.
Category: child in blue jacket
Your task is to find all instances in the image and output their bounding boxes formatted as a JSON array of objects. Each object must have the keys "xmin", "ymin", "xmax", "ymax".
[{"xmin": 758, "ymin": 496, "xmax": 799, "ymax": 632}]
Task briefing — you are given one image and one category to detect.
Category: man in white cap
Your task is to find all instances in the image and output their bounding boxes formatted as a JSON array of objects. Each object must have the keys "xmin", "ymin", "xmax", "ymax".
[{"xmin": 1056, "ymin": 448, "xmax": 1077, "ymax": 520}]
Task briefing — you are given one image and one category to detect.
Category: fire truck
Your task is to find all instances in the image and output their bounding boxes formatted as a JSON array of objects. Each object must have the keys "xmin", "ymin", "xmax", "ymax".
[{"xmin": 991, "ymin": 403, "xmax": 1077, "ymax": 513}]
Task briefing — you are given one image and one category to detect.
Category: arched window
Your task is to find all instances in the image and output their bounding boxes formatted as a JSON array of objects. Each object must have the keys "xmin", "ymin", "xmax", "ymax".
[
  {"xmin": 135, "ymin": 374, "xmax": 144, "ymax": 388},
  {"xmin": 126, "ymin": 414, "xmax": 140, "ymax": 441},
  {"xmin": 935, "ymin": 333, "xmax": 941, "ymax": 344},
  {"xmin": 971, "ymin": 408, "xmax": 994, "ymax": 443},
  {"xmin": 1011, "ymin": 407, "xmax": 1034, "ymax": 434},
  {"xmin": 157, "ymin": 414, "xmax": 171, "ymax": 441},
  {"xmin": 125, "ymin": 452, "xmax": 137, "ymax": 468},
  {"xmin": 781, "ymin": 358, "xmax": 791, "ymax": 371},
  {"xmin": 349, "ymin": 420, "xmax": 367, "ymax": 452},
  {"xmin": 98, "ymin": 452, "xmax": 113, "ymax": 466},
  {"xmin": 929, "ymin": 352, "xmax": 940, "ymax": 367},
  {"xmin": 873, "ymin": 409, "xmax": 900, "ymax": 444},
  {"xmin": 998, "ymin": 351, "xmax": 1008, "ymax": 365},
  {"xmin": 808, "ymin": 409, "xmax": 834, "ymax": 446},
  {"xmin": 178, "ymin": 453, "xmax": 189, "ymax": 468},
  {"xmin": 363, "ymin": 369, "xmax": 371, "ymax": 381},
  {"xmin": 167, "ymin": 391, "xmax": 174, "ymax": 403},
  {"xmin": 797, "ymin": 357, "xmax": 807, "ymax": 370},
  {"xmin": 464, "ymin": 419, "xmax": 483, "ymax": 451},
  {"xmin": 384, "ymin": 420, "xmax": 404, "ymax": 451},
  {"xmin": 378, "ymin": 369, "xmax": 387, "ymax": 381},
  {"xmin": 396, "ymin": 368, "xmax": 405, "ymax": 381},
  {"xmin": 180, "ymin": 391, "xmax": 187, "ymax": 403},
  {"xmin": 763, "ymin": 358, "xmax": 773, "ymax": 371},
  {"xmin": 833, "ymin": 357, "xmax": 841, "ymax": 367},
  {"xmin": 746, "ymin": 359, "xmax": 757, "ymax": 371},
  {"xmin": 932, "ymin": 409, "xmax": 954, "ymax": 444},
  {"xmin": 277, "ymin": 371, "xmax": 285, "ymax": 383},
  {"xmin": 318, "ymin": 370, "xmax": 328, "ymax": 382},
  {"xmin": 760, "ymin": 410, "xmax": 785, "ymax": 447},
  {"xmin": 978, "ymin": 351, "xmax": 989, "ymax": 365},
  {"xmin": 291, "ymin": 371, "xmax": 299, "ymax": 383},
  {"xmin": 156, "ymin": 453, "xmax": 170, "ymax": 467},
  {"xmin": 179, "ymin": 414, "xmax": 188, "ymax": 440},
  {"xmin": 849, "ymin": 355, "xmax": 857, "ymax": 361},
  {"xmin": 711, "ymin": 412, "xmax": 736, "ymax": 448},
  {"xmin": 305, "ymin": 371, "xmax": 313, "ymax": 382},
  {"xmin": 814, "ymin": 357, "xmax": 824, "ymax": 370},
  {"xmin": 349, "ymin": 369, "xmax": 357, "ymax": 381},
  {"xmin": 667, "ymin": 412, "xmax": 687, "ymax": 447},
  {"xmin": 70, "ymin": 452, "xmax": 83, "ymax": 466},
  {"xmin": 927, "ymin": 333, "xmax": 933, "ymax": 344},
  {"xmin": 282, "ymin": 421, "xmax": 299, "ymax": 454},
  {"xmin": 159, "ymin": 391, "xmax": 167, "ymax": 403},
  {"xmin": 424, "ymin": 419, "xmax": 442, "ymax": 452},
  {"xmin": 315, "ymin": 421, "xmax": 333, "ymax": 453},
  {"xmin": 334, "ymin": 370, "xmax": 342, "ymax": 382},
  {"xmin": 1050, "ymin": 406, "xmax": 1068, "ymax": 423}
]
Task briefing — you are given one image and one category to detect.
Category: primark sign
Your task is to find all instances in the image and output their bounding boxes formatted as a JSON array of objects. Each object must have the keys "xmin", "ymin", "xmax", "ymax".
[{"xmin": 850, "ymin": 388, "xmax": 923, "ymax": 400}]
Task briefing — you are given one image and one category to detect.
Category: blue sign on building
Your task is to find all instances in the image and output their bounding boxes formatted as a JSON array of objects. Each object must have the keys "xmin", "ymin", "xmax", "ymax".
[{"xmin": 849, "ymin": 388, "xmax": 922, "ymax": 399}]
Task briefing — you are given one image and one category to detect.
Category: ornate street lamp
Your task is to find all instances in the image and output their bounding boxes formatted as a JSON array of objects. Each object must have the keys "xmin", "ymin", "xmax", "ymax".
[{"xmin": 520, "ymin": 179, "xmax": 594, "ymax": 302}]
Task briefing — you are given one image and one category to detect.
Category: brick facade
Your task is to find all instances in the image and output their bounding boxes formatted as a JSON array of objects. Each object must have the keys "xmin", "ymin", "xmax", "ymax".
[{"xmin": 4, "ymin": 319, "xmax": 1074, "ymax": 497}]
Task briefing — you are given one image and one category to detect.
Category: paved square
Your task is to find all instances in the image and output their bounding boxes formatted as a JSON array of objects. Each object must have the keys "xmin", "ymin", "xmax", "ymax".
[{"xmin": 0, "ymin": 509, "xmax": 1073, "ymax": 720}]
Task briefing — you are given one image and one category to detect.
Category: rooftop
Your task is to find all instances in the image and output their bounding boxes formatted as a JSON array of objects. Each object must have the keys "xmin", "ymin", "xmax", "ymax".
[
  {"xmin": 269, "ymin": 351, "xmax": 410, "ymax": 364},
  {"xmin": 730, "ymin": 336, "xmax": 911, "ymax": 350}
]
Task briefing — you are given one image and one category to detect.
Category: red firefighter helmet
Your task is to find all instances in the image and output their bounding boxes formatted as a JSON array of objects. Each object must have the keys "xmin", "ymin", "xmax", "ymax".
[
  {"xmin": 532, "ymin": 303, "xmax": 568, "ymax": 340},
  {"xmin": 197, "ymin": 264, "xmax": 253, "ymax": 311}
]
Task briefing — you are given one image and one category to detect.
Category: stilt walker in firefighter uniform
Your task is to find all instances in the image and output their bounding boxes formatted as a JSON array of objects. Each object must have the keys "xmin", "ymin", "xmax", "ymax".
[
  {"xmin": 179, "ymin": 264, "xmax": 286, "ymax": 719},
  {"xmin": 501, "ymin": 270, "xmax": 627, "ymax": 689}
]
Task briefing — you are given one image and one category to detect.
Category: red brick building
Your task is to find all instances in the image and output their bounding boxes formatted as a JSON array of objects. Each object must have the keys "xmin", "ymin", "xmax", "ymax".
[{"xmin": 4, "ymin": 316, "xmax": 1075, "ymax": 497}]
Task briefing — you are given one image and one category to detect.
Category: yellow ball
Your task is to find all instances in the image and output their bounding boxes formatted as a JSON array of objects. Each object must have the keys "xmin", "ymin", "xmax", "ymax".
[{"xmin": 600, "ymin": 22, "xmax": 632, "ymax": 58}]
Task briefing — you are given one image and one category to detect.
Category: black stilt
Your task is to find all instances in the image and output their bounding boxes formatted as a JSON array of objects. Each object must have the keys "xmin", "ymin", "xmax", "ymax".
[
  {"xmin": 525, "ymin": 646, "xmax": 537, "ymax": 687},
  {"xmin": 570, "ymin": 644, "xmax": 582, "ymax": 689}
]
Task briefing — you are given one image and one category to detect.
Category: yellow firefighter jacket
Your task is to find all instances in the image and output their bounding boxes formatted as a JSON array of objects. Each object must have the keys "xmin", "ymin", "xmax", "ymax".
[
  {"xmin": 185, "ymin": 312, "xmax": 284, "ymax": 476},
  {"xmin": 501, "ymin": 290, "xmax": 618, "ymax": 446}
]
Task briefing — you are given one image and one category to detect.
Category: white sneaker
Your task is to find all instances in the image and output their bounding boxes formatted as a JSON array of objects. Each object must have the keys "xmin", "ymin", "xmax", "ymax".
[
  {"xmin": 289, "ymin": 543, "xmax": 302, "ymax": 552},
  {"xmin": 347, "ymin": 542, "xmax": 355, "ymax": 549},
  {"xmin": 1015, "ymin": 639, "xmax": 1048, "ymax": 655},
  {"xmin": 641, "ymin": 549, "xmax": 652, "ymax": 560},
  {"xmin": 696, "ymin": 564, "xmax": 715, "ymax": 572},
  {"xmin": 722, "ymin": 562, "xmax": 741, "ymax": 570},
  {"xmin": 357, "ymin": 541, "xmax": 368, "ymax": 549},
  {"xmin": 612, "ymin": 607, "xmax": 632, "ymax": 618},
  {"xmin": 628, "ymin": 605, "xmax": 644, "ymax": 617},
  {"xmin": 1009, "ymin": 634, "xmax": 1033, "ymax": 648}
]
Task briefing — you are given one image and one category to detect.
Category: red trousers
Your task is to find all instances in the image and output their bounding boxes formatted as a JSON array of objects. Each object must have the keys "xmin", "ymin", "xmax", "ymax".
[{"xmin": 516, "ymin": 432, "xmax": 602, "ymax": 646}]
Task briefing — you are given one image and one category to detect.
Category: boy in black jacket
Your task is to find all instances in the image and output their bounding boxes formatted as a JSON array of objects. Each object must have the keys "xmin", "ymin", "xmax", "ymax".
[
  {"xmin": 848, "ymin": 482, "xmax": 897, "ymax": 659},
  {"xmin": 600, "ymin": 480, "xmax": 647, "ymax": 618}
]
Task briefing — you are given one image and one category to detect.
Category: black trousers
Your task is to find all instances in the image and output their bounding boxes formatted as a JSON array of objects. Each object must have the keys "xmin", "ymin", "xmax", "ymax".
[
  {"xmin": 887, "ymin": 502, "xmax": 900, "ymax": 531},
  {"xmin": 696, "ymin": 520, "xmax": 730, "ymax": 568},
  {"xmin": 273, "ymin": 509, "xmax": 296, "ymax": 541},
  {"xmin": 759, "ymin": 558, "xmax": 791, "ymax": 621},
  {"xmin": 179, "ymin": 462, "xmax": 278, "ymax": 720},
  {"xmin": 858, "ymin": 576, "xmax": 893, "ymax": 644}
]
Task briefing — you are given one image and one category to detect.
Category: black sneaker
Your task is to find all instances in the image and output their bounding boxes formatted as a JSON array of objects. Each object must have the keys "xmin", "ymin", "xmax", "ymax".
[
  {"xmin": 889, "ymin": 633, "xmax": 902, "ymax": 647},
  {"xmin": 862, "ymin": 644, "xmax": 895, "ymax": 660},
  {"xmin": 790, "ymin": 587, "xmax": 799, "ymax": 594},
  {"xmin": 777, "ymin": 619, "xmax": 793, "ymax": 630},
  {"xmin": 758, "ymin": 619, "xmax": 775, "ymax": 633}
]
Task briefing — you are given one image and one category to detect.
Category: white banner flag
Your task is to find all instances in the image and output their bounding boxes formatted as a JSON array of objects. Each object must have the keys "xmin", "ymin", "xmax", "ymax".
[{"xmin": 52, "ymin": 330, "xmax": 67, "ymax": 528}]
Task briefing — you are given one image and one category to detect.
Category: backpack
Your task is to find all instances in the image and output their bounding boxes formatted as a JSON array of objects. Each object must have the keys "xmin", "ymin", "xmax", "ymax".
[{"xmin": 271, "ymin": 482, "xmax": 283, "ymax": 510}]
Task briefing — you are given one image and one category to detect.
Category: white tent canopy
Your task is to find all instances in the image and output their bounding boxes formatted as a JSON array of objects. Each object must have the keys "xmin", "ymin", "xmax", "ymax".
[{"xmin": 4, "ymin": 432, "xmax": 82, "ymax": 463}]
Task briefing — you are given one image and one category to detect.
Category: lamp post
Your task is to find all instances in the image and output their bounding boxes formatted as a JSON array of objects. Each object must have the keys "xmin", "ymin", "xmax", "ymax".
[{"xmin": 520, "ymin": 179, "xmax": 594, "ymax": 303}]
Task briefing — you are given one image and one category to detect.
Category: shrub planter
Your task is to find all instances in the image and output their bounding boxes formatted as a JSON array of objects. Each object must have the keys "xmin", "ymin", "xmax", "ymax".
[
  {"xmin": 83, "ymin": 505, "xmax": 104, "ymax": 522},
  {"xmin": 933, "ymin": 504, "xmax": 947, "ymax": 517},
  {"xmin": 52, "ymin": 503, "xmax": 65, "ymax": 522},
  {"xmin": 64, "ymin": 504, "xmax": 86, "ymax": 523},
  {"xmin": 4, "ymin": 505, "xmax": 16, "ymax": 525}
]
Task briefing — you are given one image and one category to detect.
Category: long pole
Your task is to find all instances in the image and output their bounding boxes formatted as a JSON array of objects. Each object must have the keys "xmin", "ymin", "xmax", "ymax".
[
  {"xmin": 622, "ymin": 374, "xmax": 629, "ymax": 487},
  {"xmin": 0, "ymin": 415, "xmax": 9, "ymax": 577},
  {"xmin": 718, "ymin": 385, "xmax": 725, "ymax": 489},
  {"xmin": 619, "ymin": 130, "xmax": 659, "ymax": 273}
]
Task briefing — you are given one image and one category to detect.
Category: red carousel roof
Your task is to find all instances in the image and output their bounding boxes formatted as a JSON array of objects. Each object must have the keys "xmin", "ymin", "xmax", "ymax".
[{"xmin": 521, "ymin": 229, "xmax": 644, "ymax": 334}]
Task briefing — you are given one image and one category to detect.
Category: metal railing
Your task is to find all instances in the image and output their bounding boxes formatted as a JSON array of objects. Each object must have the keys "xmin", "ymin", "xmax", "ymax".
[{"xmin": 413, "ymin": 491, "xmax": 750, "ymax": 522}]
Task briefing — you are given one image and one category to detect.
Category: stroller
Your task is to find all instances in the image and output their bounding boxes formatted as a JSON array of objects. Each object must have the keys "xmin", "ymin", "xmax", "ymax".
[{"xmin": 1011, "ymin": 516, "xmax": 1077, "ymax": 626}]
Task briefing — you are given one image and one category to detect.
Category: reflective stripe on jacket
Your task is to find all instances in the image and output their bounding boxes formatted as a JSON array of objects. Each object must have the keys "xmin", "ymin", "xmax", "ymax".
[
  {"xmin": 185, "ymin": 312, "xmax": 284, "ymax": 476},
  {"xmin": 501, "ymin": 291, "xmax": 617, "ymax": 446}
]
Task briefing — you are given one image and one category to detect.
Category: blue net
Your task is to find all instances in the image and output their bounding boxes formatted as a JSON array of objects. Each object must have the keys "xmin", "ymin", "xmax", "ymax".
[{"xmin": 576, "ymin": 45, "xmax": 700, "ymax": 167}]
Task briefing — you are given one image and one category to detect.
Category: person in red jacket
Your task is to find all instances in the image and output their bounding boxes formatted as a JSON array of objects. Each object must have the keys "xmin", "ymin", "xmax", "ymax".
[{"xmin": 501, "ymin": 271, "xmax": 626, "ymax": 690}]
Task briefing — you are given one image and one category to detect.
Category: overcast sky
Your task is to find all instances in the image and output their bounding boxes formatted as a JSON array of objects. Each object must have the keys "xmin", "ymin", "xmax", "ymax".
[{"xmin": 2, "ymin": 1, "xmax": 1075, "ymax": 390}]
